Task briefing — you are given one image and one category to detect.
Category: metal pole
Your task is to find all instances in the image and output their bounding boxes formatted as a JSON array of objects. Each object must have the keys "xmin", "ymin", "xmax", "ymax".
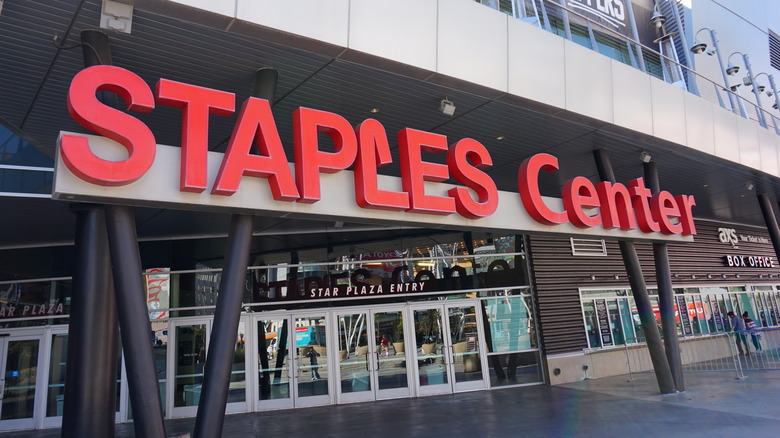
[
  {"xmin": 766, "ymin": 74, "xmax": 780, "ymax": 134},
  {"xmin": 758, "ymin": 194, "xmax": 780, "ymax": 265},
  {"xmin": 645, "ymin": 161, "xmax": 684, "ymax": 392},
  {"xmin": 61, "ymin": 206, "xmax": 120, "ymax": 438},
  {"xmin": 741, "ymin": 53, "xmax": 768, "ymax": 128},
  {"xmin": 104, "ymin": 205, "xmax": 167, "ymax": 438},
  {"xmin": 708, "ymin": 30, "xmax": 742, "ymax": 116},
  {"xmin": 593, "ymin": 149, "xmax": 676, "ymax": 394},
  {"xmin": 193, "ymin": 67, "xmax": 278, "ymax": 438},
  {"xmin": 623, "ymin": 0, "xmax": 647, "ymax": 72}
]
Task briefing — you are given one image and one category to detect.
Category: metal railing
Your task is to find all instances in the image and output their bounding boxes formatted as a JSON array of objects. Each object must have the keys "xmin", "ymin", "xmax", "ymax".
[
  {"xmin": 623, "ymin": 327, "xmax": 780, "ymax": 381},
  {"xmin": 477, "ymin": 0, "xmax": 780, "ymax": 136}
]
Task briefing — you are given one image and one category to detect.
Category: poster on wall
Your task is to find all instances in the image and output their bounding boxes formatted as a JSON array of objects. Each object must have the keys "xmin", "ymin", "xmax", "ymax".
[
  {"xmin": 564, "ymin": 0, "xmax": 658, "ymax": 47},
  {"xmin": 595, "ymin": 299, "xmax": 613, "ymax": 346},
  {"xmin": 145, "ymin": 268, "xmax": 170, "ymax": 320}
]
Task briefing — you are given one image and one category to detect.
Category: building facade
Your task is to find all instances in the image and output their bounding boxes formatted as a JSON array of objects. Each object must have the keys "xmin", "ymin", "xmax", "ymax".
[{"xmin": 1, "ymin": 0, "xmax": 780, "ymax": 432}]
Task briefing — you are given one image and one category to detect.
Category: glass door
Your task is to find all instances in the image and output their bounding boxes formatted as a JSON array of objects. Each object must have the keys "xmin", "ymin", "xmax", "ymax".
[
  {"xmin": 411, "ymin": 302, "xmax": 486, "ymax": 396},
  {"xmin": 335, "ymin": 307, "xmax": 410, "ymax": 404},
  {"xmin": 292, "ymin": 313, "xmax": 331, "ymax": 408},
  {"xmin": 168, "ymin": 318, "xmax": 248, "ymax": 418},
  {"xmin": 255, "ymin": 314, "xmax": 294, "ymax": 410},
  {"xmin": 444, "ymin": 303, "xmax": 486, "ymax": 392},
  {"xmin": 0, "ymin": 335, "xmax": 43, "ymax": 431}
]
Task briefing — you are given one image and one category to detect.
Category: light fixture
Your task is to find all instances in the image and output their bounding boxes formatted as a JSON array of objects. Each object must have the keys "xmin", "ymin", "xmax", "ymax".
[
  {"xmin": 690, "ymin": 41, "xmax": 707, "ymax": 54},
  {"xmin": 496, "ymin": 135, "xmax": 506, "ymax": 141},
  {"xmin": 743, "ymin": 76, "xmax": 753, "ymax": 86},
  {"xmin": 590, "ymin": 274, "xmax": 596, "ymax": 281},
  {"xmin": 735, "ymin": 274, "xmax": 741, "ymax": 279},
  {"xmin": 691, "ymin": 274, "xmax": 696, "ymax": 279},
  {"xmin": 774, "ymin": 103, "xmax": 779, "ymax": 110},
  {"xmin": 745, "ymin": 180, "xmax": 754, "ymax": 191},
  {"xmin": 649, "ymin": 9, "xmax": 666, "ymax": 29},
  {"xmin": 722, "ymin": 273, "xmax": 727, "ymax": 279},
  {"xmin": 755, "ymin": 84, "xmax": 766, "ymax": 93},
  {"xmin": 707, "ymin": 274, "xmax": 713, "ymax": 279},
  {"xmin": 673, "ymin": 273, "xmax": 679, "ymax": 279},
  {"xmin": 726, "ymin": 63, "xmax": 740, "ymax": 76},
  {"xmin": 730, "ymin": 84, "xmax": 741, "ymax": 92},
  {"xmin": 769, "ymin": 274, "xmax": 775, "ymax": 278},
  {"xmin": 758, "ymin": 274, "xmax": 764, "ymax": 278},
  {"xmin": 613, "ymin": 274, "xmax": 619, "ymax": 280},
  {"xmin": 439, "ymin": 98, "xmax": 456, "ymax": 116},
  {"xmin": 369, "ymin": 107, "xmax": 380, "ymax": 114},
  {"xmin": 640, "ymin": 151, "xmax": 652, "ymax": 163}
]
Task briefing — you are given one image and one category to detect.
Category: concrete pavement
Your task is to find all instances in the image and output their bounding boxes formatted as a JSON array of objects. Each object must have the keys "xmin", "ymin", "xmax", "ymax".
[{"xmin": 4, "ymin": 371, "xmax": 779, "ymax": 437}]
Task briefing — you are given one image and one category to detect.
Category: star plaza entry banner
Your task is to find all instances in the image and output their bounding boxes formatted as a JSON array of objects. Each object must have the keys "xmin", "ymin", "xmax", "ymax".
[{"xmin": 53, "ymin": 66, "xmax": 696, "ymax": 242}]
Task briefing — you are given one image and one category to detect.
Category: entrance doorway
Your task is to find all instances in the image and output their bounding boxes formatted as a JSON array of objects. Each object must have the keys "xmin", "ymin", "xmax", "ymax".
[
  {"xmin": 167, "ymin": 318, "xmax": 248, "ymax": 418},
  {"xmin": 335, "ymin": 306, "xmax": 411, "ymax": 404},
  {"xmin": 0, "ymin": 333, "xmax": 43, "ymax": 431},
  {"xmin": 254, "ymin": 312, "xmax": 332, "ymax": 410},
  {"xmin": 411, "ymin": 301, "xmax": 486, "ymax": 396}
]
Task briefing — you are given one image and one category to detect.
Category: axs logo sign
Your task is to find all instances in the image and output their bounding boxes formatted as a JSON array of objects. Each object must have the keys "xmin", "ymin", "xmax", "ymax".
[{"xmin": 718, "ymin": 227, "xmax": 739, "ymax": 248}]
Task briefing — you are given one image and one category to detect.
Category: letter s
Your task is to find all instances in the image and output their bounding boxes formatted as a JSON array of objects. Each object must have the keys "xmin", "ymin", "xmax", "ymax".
[{"xmin": 60, "ymin": 65, "xmax": 156, "ymax": 186}]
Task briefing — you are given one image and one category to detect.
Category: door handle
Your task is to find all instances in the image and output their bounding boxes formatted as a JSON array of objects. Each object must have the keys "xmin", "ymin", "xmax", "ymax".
[{"xmin": 375, "ymin": 351, "xmax": 380, "ymax": 371}]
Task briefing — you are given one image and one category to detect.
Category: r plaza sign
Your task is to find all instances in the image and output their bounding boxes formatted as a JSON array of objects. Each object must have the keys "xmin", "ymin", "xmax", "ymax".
[
  {"xmin": 53, "ymin": 66, "xmax": 697, "ymax": 242},
  {"xmin": 717, "ymin": 227, "xmax": 775, "ymax": 269}
]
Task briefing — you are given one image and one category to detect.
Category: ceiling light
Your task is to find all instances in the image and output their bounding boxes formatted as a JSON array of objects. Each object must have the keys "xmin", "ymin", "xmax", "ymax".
[
  {"xmin": 439, "ymin": 98, "xmax": 456, "ymax": 116},
  {"xmin": 613, "ymin": 274, "xmax": 619, "ymax": 280},
  {"xmin": 745, "ymin": 180, "xmax": 754, "ymax": 190},
  {"xmin": 649, "ymin": 10, "xmax": 666, "ymax": 29},
  {"xmin": 640, "ymin": 151, "xmax": 652, "ymax": 163},
  {"xmin": 691, "ymin": 274, "xmax": 696, "ymax": 279},
  {"xmin": 589, "ymin": 274, "xmax": 596, "ymax": 281},
  {"xmin": 722, "ymin": 274, "xmax": 727, "ymax": 279},
  {"xmin": 369, "ymin": 107, "xmax": 380, "ymax": 114},
  {"xmin": 496, "ymin": 135, "xmax": 506, "ymax": 141},
  {"xmin": 726, "ymin": 64, "xmax": 740, "ymax": 76},
  {"xmin": 707, "ymin": 274, "xmax": 713, "ymax": 279},
  {"xmin": 690, "ymin": 41, "xmax": 707, "ymax": 54}
]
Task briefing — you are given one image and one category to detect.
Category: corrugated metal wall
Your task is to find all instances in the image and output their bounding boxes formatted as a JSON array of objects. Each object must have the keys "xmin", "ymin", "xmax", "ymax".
[{"xmin": 528, "ymin": 220, "xmax": 780, "ymax": 355}]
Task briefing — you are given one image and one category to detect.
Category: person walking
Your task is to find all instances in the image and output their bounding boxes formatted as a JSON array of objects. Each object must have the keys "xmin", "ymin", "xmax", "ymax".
[
  {"xmin": 742, "ymin": 311, "xmax": 763, "ymax": 353},
  {"xmin": 727, "ymin": 311, "xmax": 749, "ymax": 356}
]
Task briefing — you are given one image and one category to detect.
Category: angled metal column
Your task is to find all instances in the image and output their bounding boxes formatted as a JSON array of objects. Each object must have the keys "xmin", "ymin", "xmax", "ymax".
[
  {"xmin": 194, "ymin": 67, "xmax": 278, "ymax": 438},
  {"xmin": 61, "ymin": 206, "xmax": 120, "ymax": 438},
  {"xmin": 61, "ymin": 30, "xmax": 121, "ymax": 438},
  {"xmin": 104, "ymin": 205, "xmax": 167, "ymax": 438},
  {"xmin": 593, "ymin": 149, "xmax": 675, "ymax": 394},
  {"xmin": 758, "ymin": 194, "xmax": 780, "ymax": 264},
  {"xmin": 644, "ymin": 160, "xmax": 684, "ymax": 392}
]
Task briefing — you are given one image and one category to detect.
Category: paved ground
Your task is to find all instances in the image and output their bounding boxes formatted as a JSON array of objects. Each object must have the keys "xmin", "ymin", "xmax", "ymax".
[{"xmin": 4, "ymin": 371, "xmax": 780, "ymax": 437}]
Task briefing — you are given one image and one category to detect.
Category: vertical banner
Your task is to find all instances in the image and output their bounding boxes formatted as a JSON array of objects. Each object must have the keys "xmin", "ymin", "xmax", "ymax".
[
  {"xmin": 144, "ymin": 268, "xmax": 170, "ymax": 320},
  {"xmin": 675, "ymin": 295, "xmax": 693, "ymax": 335}
]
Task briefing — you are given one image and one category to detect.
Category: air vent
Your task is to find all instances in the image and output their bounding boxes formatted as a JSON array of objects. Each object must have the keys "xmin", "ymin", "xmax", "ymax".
[
  {"xmin": 570, "ymin": 238, "xmax": 608, "ymax": 256},
  {"xmin": 770, "ymin": 30, "xmax": 780, "ymax": 71}
]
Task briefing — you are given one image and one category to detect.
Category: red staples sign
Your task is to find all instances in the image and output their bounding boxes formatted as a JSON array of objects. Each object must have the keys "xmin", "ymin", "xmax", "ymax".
[{"xmin": 53, "ymin": 66, "xmax": 696, "ymax": 240}]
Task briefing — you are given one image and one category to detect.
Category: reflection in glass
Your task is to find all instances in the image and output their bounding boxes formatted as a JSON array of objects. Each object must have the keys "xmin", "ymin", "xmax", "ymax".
[
  {"xmin": 413, "ymin": 308, "xmax": 447, "ymax": 387},
  {"xmin": 295, "ymin": 316, "xmax": 328, "ymax": 398},
  {"xmin": 487, "ymin": 351, "xmax": 542, "ymax": 387},
  {"xmin": 1, "ymin": 340, "xmax": 39, "ymax": 420},
  {"xmin": 174, "ymin": 324, "xmax": 206, "ymax": 407},
  {"xmin": 337, "ymin": 313, "xmax": 371, "ymax": 394},
  {"xmin": 46, "ymin": 334, "xmax": 67, "ymax": 417},
  {"xmin": 448, "ymin": 306, "xmax": 482, "ymax": 383},
  {"xmin": 258, "ymin": 318, "xmax": 290, "ymax": 401},
  {"xmin": 374, "ymin": 311, "xmax": 407, "ymax": 391}
]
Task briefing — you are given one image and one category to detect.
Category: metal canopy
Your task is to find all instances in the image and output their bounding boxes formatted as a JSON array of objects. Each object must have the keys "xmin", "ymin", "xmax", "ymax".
[{"xmin": 0, "ymin": 0, "xmax": 777, "ymax": 257}]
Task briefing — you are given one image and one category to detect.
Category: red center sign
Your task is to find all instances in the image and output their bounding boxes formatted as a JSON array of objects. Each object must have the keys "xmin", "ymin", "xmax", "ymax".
[{"xmin": 54, "ymin": 66, "xmax": 697, "ymax": 239}]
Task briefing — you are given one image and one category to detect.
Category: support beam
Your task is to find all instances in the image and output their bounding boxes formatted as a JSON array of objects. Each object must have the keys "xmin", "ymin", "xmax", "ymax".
[
  {"xmin": 645, "ymin": 161, "xmax": 684, "ymax": 392},
  {"xmin": 593, "ymin": 149, "xmax": 676, "ymax": 394},
  {"xmin": 759, "ymin": 194, "xmax": 780, "ymax": 264},
  {"xmin": 61, "ymin": 29, "xmax": 122, "ymax": 438},
  {"xmin": 104, "ymin": 205, "xmax": 167, "ymax": 438},
  {"xmin": 194, "ymin": 67, "xmax": 278, "ymax": 438},
  {"xmin": 61, "ymin": 206, "xmax": 120, "ymax": 438}
]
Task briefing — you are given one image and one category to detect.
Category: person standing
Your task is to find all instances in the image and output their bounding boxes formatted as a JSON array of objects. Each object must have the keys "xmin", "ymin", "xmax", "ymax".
[
  {"xmin": 742, "ymin": 311, "xmax": 763, "ymax": 353},
  {"xmin": 727, "ymin": 311, "xmax": 749, "ymax": 356}
]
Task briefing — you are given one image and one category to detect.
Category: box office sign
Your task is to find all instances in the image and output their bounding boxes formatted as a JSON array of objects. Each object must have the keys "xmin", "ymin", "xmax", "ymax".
[{"xmin": 53, "ymin": 66, "xmax": 697, "ymax": 241}]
